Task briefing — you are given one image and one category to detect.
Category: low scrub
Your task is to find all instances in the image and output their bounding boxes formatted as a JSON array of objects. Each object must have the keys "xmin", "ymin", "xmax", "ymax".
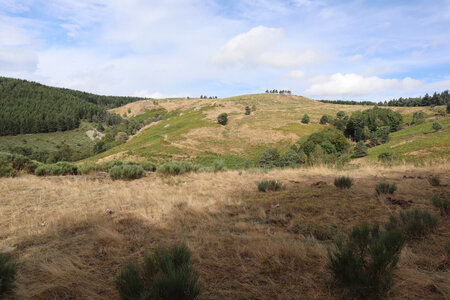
[
  {"xmin": 375, "ymin": 183, "xmax": 397, "ymax": 195},
  {"xmin": 139, "ymin": 161, "xmax": 157, "ymax": 172},
  {"xmin": 385, "ymin": 209, "xmax": 438, "ymax": 238},
  {"xmin": 0, "ymin": 252, "xmax": 17, "ymax": 296},
  {"xmin": 157, "ymin": 162, "xmax": 199, "ymax": 175},
  {"xmin": 378, "ymin": 152, "xmax": 393, "ymax": 164},
  {"xmin": 328, "ymin": 223, "xmax": 404, "ymax": 298},
  {"xmin": 334, "ymin": 176, "xmax": 353, "ymax": 189},
  {"xmin": 0, "ymin": 159, "xmax": 15, "ymax": 177},
  {"xmin": 35, "ymin": 162, "xmax": 78, "ymax": 176},
  {"xmin": 431, "ymin": 195, "xmax": 449, "ymax": 216},
  {"xmin": 257, "ymin": 179, "xmax": 282, "ymax": 192},
  {"xmin": 259, "ymin": 148, "xmax": 281, "ymax": 169},
  {"xmin": 0, "ymin": 152, "xmax": 40, "ymax": 175},
  {"xmin": 427, "ymin": 175, "xmax": 440, "ymax": 186},
  {"xmin": 116, "ymin": 244, "xmax": 200, "ymax": 300},
  {"xmin": 109, "ymin": 165, "xmax": 144, "ymax": 180}
]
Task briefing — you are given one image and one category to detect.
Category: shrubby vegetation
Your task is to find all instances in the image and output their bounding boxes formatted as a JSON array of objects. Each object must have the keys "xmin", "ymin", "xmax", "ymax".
[
  {"xmin": 257, "ymin": 179, "xmax": 282, "ymax": 192},
  {"xmin": 431, "ymin": 195, "xmax": 449, "ymax": 216},
  {"xmin": 432, "ymin": 121, "xmax": 442, "ymax": 131},
  {"xmin": 217, "ymin": 113, "xmax": 228, "ymax": 125},
  {"xmin": 35, "ymin": 162, "xmax": 78, "ymax": 176},
  {"xmin": 385, "ymin": 209, "xmax": 438, "ymax": 238},
  {"xmin": 116, "ymin": 244, "xmax": 200, "ymax": 300},
  {"xmin": 109, "ymin": 164, "xmax": 144, "ymax": 180},
  {"xmin": 301, "ymin": 114, "xmax": 310, "ymax": 124},
  {"xmin": 375, "ymin": 183, "xmax": 397, "ymax": 195},
  {"xmin": 334, "ymin": 176, "xmax": 353, "ymax": 189},
  {"xmin": 427, "ymin": 175, "xmax": 440, "ymax": 186},
  {"xmin": 157, "ymin": 162, "xmax": 199, "ymax": 175},
  {"xmin": 259, "ymin": 148, "xmax": 281, "ymax": 168},
  {"xmin": 320, "ymin": 115, "xmax": 329, "ymax": 124},
  {"xmin": 352, "ymin": 141, "xmax": 368, "ymax": 158},
  {"xmin": 0, "ymin": 252, "xmax": 17, "ymax": 296},
  {"xmin": 328, "ymin": 223, "xmax": 404, "ymax": 298}
]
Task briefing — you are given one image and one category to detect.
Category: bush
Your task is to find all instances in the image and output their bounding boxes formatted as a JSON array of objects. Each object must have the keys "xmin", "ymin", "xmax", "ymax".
[
  {"xmin": 352, "ymin": 141, "xmax": 368, "ymax": 158},
  {"xmin": 157, "ymin": 162, "xmax": 199, "ymax": 175},
  {"xmin": 334, "ymin": 176, "xmax": 353, "ymax": 189},
  {"xmin": 431, "ymin": 195, "xmax": 449, "ymax": 216},
  {"xmin": 280, "ymin": 149, "xmax": 301, "ymax": 167},
  {"xmin": 301, "ymin": 114, "xmax": 310, "ymax": 124},
  {"xmin": 427, "ymin": 175, "xmax": 440, "ymax": 186},
  {"xmin": 245, "ymin": 106, "xmax": 251, "ymax": 115},
  {"xmin": 116, "ymin": 244, "xmax": 200, "ymax": 300},
  {"xmin": 0, "ymin": 252, "xmax": 17, "ymax": 296},
  {"xmin": 385, "ymin": 209, "xmax": 438, "ymax": 238},
  {"xmin": 0, "ymin": 159, "xmax": 15, "ymax": 177},
  {"xmin": 139, "ymin": 161, "xmax": 157, "ymax": 172},
  {"xmin": 432, "ymin": 121, "xmax": 442, "ymax": 131},
  {"xmin": 327, "ymin": 223, "xmax": 404, "ymax": 298},
  {"xmin": 109, "ymin": 165, "xmax": 144, "ymax": 180},
  {"xmin": 320, "ymin": 115, "xmax": 329, "ymax": 124},
  {"xmin": 375, "ymin": 183, "xmax": 397, "ymax": 195},
  {"xmin": 34, "ymin": 162, "xmax": 78, "ymax": 176},
  {"xmin": 257, "ymin": 179, "xmax": 282, "ymax": 192},
  {"xmin": 78, "ymin": 162, "xmax": 97, "ymax": 175},
  {"xmin": 213, "ymin": 160, "xmax": 224, "ymax": 172},
  {"xmin": 378, "ymin": 152, "xmax": 393, "ymax": 163},
  {"xmin": 217, "ymin": 113, "xmax": 228, "ymax": 125},
  {"xmin": 259, "ymin": 148, "xmax": 281, "ymax": 169}
]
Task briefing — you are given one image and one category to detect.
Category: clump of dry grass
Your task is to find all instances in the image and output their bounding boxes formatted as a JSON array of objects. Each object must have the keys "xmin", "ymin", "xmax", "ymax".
[{"xmin": 0, "ymin": 164, "xmax": 449, "ymax": 299}]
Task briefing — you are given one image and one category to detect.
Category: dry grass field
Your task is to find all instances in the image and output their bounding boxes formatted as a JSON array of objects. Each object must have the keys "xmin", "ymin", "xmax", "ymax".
[{"xmin": 1, "ymin": 164, "xmax": 449, "ymax": 299}]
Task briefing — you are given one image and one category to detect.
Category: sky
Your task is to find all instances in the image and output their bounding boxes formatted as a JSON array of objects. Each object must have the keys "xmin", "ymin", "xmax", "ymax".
[{"xmin": 0, "ymin": 0, "xmax": 449, "ymax": 100}]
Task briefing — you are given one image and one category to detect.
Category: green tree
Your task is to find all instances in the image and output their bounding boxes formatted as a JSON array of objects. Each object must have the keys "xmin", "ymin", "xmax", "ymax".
[
  {"xmin": 432, "ymin": 122, "xmax": 442, "ymax": 131},
  {"xmin": 301, "ymin": 114, "xmax": 310, "ymax": 124},
  {"xmin": 352, "ymin": 141, "xmax": 368, "ymax": 158},
  {"xmin": 217, "ymin": 113, "xmax": 228, "ymax": 125},
  {"xmin": 245, "ymin": 106, "xmax": 251, "ymax": 115},
  {"xmin": 320, "ymin": 115, "xmax": 329, "ymax": 124}
]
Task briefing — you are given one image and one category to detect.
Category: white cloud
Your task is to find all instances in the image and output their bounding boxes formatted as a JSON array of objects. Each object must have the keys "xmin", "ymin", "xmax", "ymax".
[
  {"xmin": 305, "ymin": 73, "xmax": 422, "ymax": 97},
  {"xmin": 212, "ymin": 25, "xmax": 321, "ymax": 68},
  {"xmin": 288, "ymin": 70, "xmax": 305, "ymax": 80}
]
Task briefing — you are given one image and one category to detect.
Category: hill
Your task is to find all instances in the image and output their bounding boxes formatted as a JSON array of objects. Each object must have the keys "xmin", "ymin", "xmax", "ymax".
[
  {"xmin": 0, "ymin": 77, "xmax": 144, "ymax": 136},
  {"xmin": 92, "ymin": 93, "xmax": 444, "ymax": 167}
]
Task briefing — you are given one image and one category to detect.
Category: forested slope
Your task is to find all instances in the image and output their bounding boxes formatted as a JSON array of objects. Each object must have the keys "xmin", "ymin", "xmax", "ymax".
[{"xmin": 0, "ymin": 77, "xmax": 144, "ymax": 136}]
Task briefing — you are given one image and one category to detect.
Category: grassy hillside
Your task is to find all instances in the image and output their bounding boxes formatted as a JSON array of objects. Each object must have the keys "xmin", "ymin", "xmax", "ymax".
[{"xmin": 94, "ymin": 94, "xmax": 442, "ymax": 167}]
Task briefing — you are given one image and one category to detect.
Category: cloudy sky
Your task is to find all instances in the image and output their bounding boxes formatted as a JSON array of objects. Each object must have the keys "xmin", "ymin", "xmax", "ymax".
[{"xmin": 1, "ymin": 0, "xmax": 449, "ymax": 100}]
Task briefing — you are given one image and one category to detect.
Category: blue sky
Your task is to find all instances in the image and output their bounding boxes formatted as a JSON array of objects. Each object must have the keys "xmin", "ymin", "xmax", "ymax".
[{"xmin": 0, "ymin": 0, "xmax": 449, "ymax": 100}]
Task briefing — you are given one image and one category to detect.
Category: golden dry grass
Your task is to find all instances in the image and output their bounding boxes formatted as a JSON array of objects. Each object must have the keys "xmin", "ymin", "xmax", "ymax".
[{"xmin": 0, "ymin": 165, "xmax": 449, "ymax": 299}]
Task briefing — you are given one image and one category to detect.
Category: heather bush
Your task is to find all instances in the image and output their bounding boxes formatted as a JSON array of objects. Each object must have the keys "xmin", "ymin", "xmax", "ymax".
[
  {"xmin": 259, "ymin": 148, "xmax": 281, "ymax": 169},
  {"xmin": 109, "ymin": 164, "xmax": 144, "ymax": 180},
  {"xmin": 334, "ymin": 176, "xmax": 353, "ymax": 189},
  {"xmin": 0, "ymin": 252, "xmax": 17, "ymax": 296},
  {"xmin": 157, "ymin": 162, "xmax": 199, "ymax": 175},
  {"xmin": 385, "ymin": 209, "xmax": 438, "ymax": 238},
  {"xmin": 328, "ymin": 223, "xmax": 404, "ymax": 298},
  {"xmin": 257, "ymin": 179, "xmax": 282, "ymax": 192},
  {"xmin": 217, "ymin": 113, "xmax": 228, "ymax": 125},
  {"xmin": 427, "ymin": 175, "xmax": 440, "ymax": 186},
  {"xmin": 116, "ymin": 244, "xmax": 200, "ymax": 300},
  {"xmin": 375, "ymin": 183, "xmax": 397, "ymax": 195},
  {"xmin": 431, "ymin": 195, "xmax": 449, "ymax": 216}
]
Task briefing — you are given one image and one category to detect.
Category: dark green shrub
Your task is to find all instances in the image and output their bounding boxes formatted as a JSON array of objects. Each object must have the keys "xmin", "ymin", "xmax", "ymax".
[
  {"xmin": 245, "ymin": 106, "xmax": 251, "ymax": 115},
  {"xmin": 0, "ymin": 252, "xmax": 17, "ymax": 296},
  {"xmin": 370, "ymin": 126, "xmax": 391, "ymax": 146},
  {"xmin": 259, "ymin": 148, "xmax": 281, "ymax": 168},
  {"xmin": 116, "ymin": 244, "xmax": 200, "ymax": 300},
  {"xmin": 352, "ymin": 141, "xmax": 368, "ymax": 158},
  {"xmin": 257, "ymin": 179, "xmax": 282, "ymax": 192},
  {"xmin": 378, "ymin": 152, "xmax": 393, "ymax": 163},
  {"xmin": 217, "ymin": 113, "xmax": 228, "ymax": 125},
  {"xmin": 0, "ymin": 159, "xmax": 15, "ymax": 177},
  {"xmin": 301, "ymin": 114, "xmax": 310, "ymax": 124},
  {"xmin": 385, "ymin": 209, "xmax": 438, "ymax": 238},
  {"xmin": 300, "ymin": 129, "xmax": 350, "ymax": 157},
  {"xmin": 432, "ymin": 121, "xmax": 442, "ymax": 131},
  {"xmin": 34, "ymin": 162, "xmax": 78, "ymax": 176},
  {"xmin": 375, "ymin": 183, "xmax": 397, "ymax": 195},
  {"xmin": 280, "ymin": 149, "xmax": 301, "ymax": 167},
  {"xmin": 328, "ymin": 223, "xmax": 404, "ymax": 298},
  {"xmin": 139, "ymin": 161, "xmax": 157, "ymax": 172},
  {"xmin": 320, "ymin": 115, "xmax": 329, "ymax": 124},
  {"xmin": 157, "ymin": 162, "xmax": 198, "ymax": 175},
  {"xmin": 334, "ymin": 176, "xmax": 353, "ymax": 189},
  {"xmin": 427, "ymin": 175, "xmax": 440, "ymax": 186},
  {"xmin": 78, "ymin": 162, "xmax": 97, "ymax": 175},
  {"xmin": 410, "ymin": 111, "xmax": 425, "ymax": 125},
  {"xmin": 431, "ymin": 195, "xmax": 449, "ymax": 215},
  {"xmin": 109, "ymin": 165, "xmax": 144, "ymax": 180}
]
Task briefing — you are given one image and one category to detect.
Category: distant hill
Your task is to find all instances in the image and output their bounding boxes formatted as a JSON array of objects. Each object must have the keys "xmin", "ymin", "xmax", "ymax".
[{"xmin": 0, "ymin": 77, "xmax": 144, "ymax": 136}]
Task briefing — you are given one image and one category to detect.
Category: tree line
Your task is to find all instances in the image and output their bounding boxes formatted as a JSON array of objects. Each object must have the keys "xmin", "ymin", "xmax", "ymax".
[
  {"xmin": 0, "ymin": 77, "xmax": 143, "ymax": 136},
  {"xmin": 318, "ymin": 90, "xmax": 449, "ymax": 107},
  {"xmin": 265, "ymin": 90, "xmax": 292, "ymax": 94}
]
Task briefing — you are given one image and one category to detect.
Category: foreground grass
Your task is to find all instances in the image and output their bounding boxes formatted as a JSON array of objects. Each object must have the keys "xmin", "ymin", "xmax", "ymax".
[{"xmin": 0, "ymin": 165, "xmax": 449, "ymax": 299}]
